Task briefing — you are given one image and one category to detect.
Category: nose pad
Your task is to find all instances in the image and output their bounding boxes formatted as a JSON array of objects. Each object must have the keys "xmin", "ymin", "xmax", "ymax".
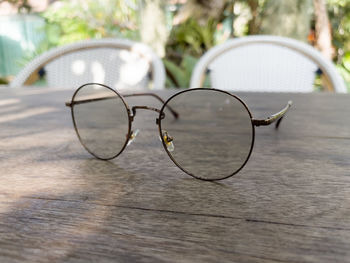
[
  {"xmin": 127, "ymin": 129, "xmax": 140, "ymax": 146},
  {"xmin": 161, "ymin": 130, "xmax": 174, "ymax": 152}
]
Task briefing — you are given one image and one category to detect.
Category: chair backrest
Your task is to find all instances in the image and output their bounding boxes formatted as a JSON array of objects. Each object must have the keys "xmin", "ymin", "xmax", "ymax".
[
  {"xmin": 190, "ymin": 35, "xmax": 347, "ymax": 93},
  {"xmin": 11, "ymin": 38, "xmax": 166, "ymax": 90}
]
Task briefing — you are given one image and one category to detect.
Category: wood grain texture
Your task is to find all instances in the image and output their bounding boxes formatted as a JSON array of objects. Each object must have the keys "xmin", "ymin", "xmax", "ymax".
[{"xmin": 0, "ymin": 86, "xmax": 349, "ymax": 263}]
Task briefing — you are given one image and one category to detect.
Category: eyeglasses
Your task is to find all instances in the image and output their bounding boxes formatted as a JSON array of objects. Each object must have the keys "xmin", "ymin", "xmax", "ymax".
[{"xmin": 65, "ymin": 83, "xmax": 292, "ymax": 181}]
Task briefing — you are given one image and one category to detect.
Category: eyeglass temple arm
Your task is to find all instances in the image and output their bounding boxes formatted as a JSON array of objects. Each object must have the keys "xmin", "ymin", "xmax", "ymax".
[
  {"xmin": 252, "ymin": 101, "xmax": 293, "ymax": 129},
  {"xmin": 65, "ymin": 93, "xmax": 179, "ymax": 119}
]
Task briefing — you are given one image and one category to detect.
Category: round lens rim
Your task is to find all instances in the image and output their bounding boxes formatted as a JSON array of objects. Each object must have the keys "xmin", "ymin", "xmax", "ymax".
[
  {"xmin": 70, "ymin": 83, "xmax": 132, "ymax": 161},
  {"xmin": 158, "ymin": 88, "xmax": 255, "ymax": 181}
]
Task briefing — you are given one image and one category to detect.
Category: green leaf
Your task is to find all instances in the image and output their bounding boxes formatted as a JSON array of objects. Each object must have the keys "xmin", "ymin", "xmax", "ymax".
[
  {"xmin": 163, "ymin": 59, "xmax": 187, "ymax": 87},
  {"xmin": 342, "ymin": 52, "xmax": 350, "ymax": 71}
]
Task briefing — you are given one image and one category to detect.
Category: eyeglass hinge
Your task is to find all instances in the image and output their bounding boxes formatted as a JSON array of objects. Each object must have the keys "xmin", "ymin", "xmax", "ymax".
[
  {"xmin": 155, "ymin": 112, "xmax": 165, "ymax": 125},
  {"xmin": 252, "ymin": 118, "xmax": 269, "ymax": 126},
  {"xmin": 128, "ymin": 109, "xmax": 134, "ymax": 122}
]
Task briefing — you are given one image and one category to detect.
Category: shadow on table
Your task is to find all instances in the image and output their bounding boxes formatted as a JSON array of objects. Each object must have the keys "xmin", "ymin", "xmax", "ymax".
[{"xmin": 0, "ymin": 152, "xmax": 248, "ymax": 262}]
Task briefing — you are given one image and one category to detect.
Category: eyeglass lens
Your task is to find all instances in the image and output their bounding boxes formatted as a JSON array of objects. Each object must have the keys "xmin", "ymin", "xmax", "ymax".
[
  {"xmin": 159, "ymin": 89, "xmax": 254, "ymax": 180},
  {"xmin": 72, "ymin": 84, "xmax": 130, "ymax": 160}
]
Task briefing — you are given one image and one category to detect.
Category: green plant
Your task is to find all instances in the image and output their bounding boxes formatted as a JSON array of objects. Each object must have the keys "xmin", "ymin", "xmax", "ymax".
[
  {"xmin": 165, "ymin": 18, "xmax": 226, "ymax": 87},
  {"xmin": 164, "ymin": 54, "xmax": 198, "ymax": 88},
  {"xmin": 327, "ymin": 0, "xmax": 350, "ymax": 89},
  {"xmin": 42, "ymin": 0, "xmax": 139, "ymax": 47},
  {"xmin": 337, "ymin": 52, "xmax": 350, "ymax": 91},
  {"xmin": 18, "ymin": 0, "xmax": 140, "ymax": 70},
  {"xmin": 166, "ymin": 18, "xmax": 219, "ymax": 60}
]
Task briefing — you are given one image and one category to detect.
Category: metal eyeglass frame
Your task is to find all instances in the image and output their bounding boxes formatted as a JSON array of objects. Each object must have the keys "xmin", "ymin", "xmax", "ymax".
[{"xmin": 66, "ymin": 83, "xmax": 292, "ymax": 181}]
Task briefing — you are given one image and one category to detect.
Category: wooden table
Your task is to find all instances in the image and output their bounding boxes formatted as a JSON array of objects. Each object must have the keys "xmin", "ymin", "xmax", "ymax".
[{"xmin": 0, "ymin": 86, "xmax": 349, "ymax": 263}]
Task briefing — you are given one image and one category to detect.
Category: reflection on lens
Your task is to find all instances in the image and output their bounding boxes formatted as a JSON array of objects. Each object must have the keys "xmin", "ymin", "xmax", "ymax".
[
  {"xmin": 160, "ymin": 89, "xmax": 254, "ymax": 180},
  {"xmin": 72, "ymin": 84, "xmax": 130, "ymax": 159}
]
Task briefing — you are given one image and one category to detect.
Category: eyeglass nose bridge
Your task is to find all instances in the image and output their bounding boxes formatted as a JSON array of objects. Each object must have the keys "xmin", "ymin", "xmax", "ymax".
[{"xmin": 131, "ymin": 106, "xmax": 164, "ymax": 122}]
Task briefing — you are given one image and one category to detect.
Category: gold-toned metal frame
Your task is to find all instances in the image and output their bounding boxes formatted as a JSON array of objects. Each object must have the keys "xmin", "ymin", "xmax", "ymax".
[{"xmin": 66, "ymin": 83, "xmax": 292, "ymax": 181}]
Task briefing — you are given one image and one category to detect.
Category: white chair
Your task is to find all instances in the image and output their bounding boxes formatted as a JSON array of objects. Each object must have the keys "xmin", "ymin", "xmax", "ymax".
[
  {"xmin": 190, "ymin": 35, "xmax": 347, "ymax": 93},
  {"xmin": 11, "ymin": 38, "xmax": 166, "ymax": 90}
]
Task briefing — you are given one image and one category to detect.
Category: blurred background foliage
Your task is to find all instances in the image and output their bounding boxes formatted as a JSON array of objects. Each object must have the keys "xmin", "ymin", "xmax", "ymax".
[
  {"xmin": 327, "ymin": 0, "xmax": 350, "ymax": 89},
  {"xmin": 42, "ymin": 0, "xmax": 139, "ymax": 46},
  {"xmin": 0, "ymin": 0, "xmax": 349, "ymax": 90}
]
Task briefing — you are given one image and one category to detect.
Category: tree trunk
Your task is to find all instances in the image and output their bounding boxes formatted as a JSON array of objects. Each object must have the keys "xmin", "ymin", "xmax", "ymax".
[
  {"xmin": 139, "ymin": 0, "xmax": 168, "ymax": 57},
  {"xmin": 313, "ymin": 0, "xmax": 333, "ymax": 60},
  {"xmin": 259, "ymin": 0, "xmax": 313, "ymax": 41},
  {"xmin": 173, "ymin": 0, "xmax": 227, "ymax": 26},
  {"xmin": 247, "ymin": 0, "xmax": 260, "ymax": 35}
]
